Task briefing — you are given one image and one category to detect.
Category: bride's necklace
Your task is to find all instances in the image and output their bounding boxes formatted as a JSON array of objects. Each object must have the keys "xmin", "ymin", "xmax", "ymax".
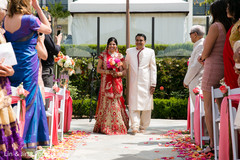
[{"xmin": 108, "ymin": 51, "xmax": 117, "ymax": 57}]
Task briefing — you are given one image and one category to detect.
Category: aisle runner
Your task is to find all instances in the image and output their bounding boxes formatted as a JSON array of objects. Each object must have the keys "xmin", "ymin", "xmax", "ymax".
[
  {"xmin": 39, "ymin": 131, "xmax": 90, "ymax": 160},
  {"xmin": 151, "ymin": 130, "xmax": 214, "ymax": 160}
]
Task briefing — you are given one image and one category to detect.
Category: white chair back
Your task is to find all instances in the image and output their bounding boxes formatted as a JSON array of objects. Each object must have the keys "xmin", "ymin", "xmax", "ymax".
[
  {"xmin": 211, "ymin": 86, "xmax": 224, "ymax": 160},
  {"xmin": 228, "ymin": 87, "xmax": 240, "ymax": 160},
  {"xmin": 11, "ymin": 86, "xmax": 21, "ymax": 122},
  {"xmin": 189, "ymin": 94, "xmax": 195, "ymax": 140},
  {"xmin": 44, "ymin": 87, "xmax": 55, "ymax": 148},
  {"xmin": 199, "ymin": 94, "xmax": 210, "ymax": 148},
  {"xmin": 56, "ymin": 87, "xmax": 66, "ymax": 141}
]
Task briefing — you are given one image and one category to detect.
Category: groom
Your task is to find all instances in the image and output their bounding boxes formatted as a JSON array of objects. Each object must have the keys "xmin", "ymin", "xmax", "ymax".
[{"xmin": 126, "ymin": 33, "xmax": 157, "ymax": 135}]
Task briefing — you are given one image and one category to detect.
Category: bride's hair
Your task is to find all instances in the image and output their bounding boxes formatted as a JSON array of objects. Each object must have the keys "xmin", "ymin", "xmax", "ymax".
[
  {"xmin": 8, "ymin": 0, "xmax": 31, "ymax": 18},
  {"xmin": 107, "ymin": 37, "xmax": 118, "ymax": 48}
]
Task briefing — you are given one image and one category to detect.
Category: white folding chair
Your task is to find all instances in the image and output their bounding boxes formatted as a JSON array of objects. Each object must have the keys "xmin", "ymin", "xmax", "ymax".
[
  {"xmin": 211, "ymin": 86, "xmax": 224, "ymax": 160},
  {"xmin": 11, "ymin": 86, "xmax": 21, "ymax": 122},
  {"xmin": 199, "ymin": 92, "xmax": 210, "ymax": 148},
  {"xmin": 44, "ymin": 87, "xmax": 55, "ymax": 148},
  {"xmin": 189, "ymin": 94, "xmax": 195, "ymax": 140},
  {"xmin": 228, "ymin": 87, "xmax": 240, "ymax": 160},
  {"xmin": 57, "ymin": 87, "xmax": 66, "ymax": 141}
]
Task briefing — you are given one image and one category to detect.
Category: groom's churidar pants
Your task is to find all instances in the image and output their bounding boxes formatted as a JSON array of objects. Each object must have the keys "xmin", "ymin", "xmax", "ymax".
[{"xmin": 129, "ymin": 110, "xmax": 151, "ymax": 131}]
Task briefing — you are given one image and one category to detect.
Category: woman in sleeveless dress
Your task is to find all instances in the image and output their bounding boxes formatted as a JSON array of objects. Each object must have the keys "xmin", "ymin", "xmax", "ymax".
[
  {"xmin": 198, "ymin": 1, "xmax": 232, "ymax": 154},
  {"xmin": 93, "ymin": 37, "xmax": 129, "ymax": 135},
  {"xmin": 3, "ymin": 0, "xmax": 51, "ymax": 150}
]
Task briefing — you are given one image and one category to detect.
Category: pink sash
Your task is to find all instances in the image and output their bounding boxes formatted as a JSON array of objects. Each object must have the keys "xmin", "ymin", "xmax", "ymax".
[
  {"xmin": 187, "ymin": 97, "xmax": 190, "ymax": 130},
  {"xmin": 194, "ymin": 94, "xmax": 204, "ymax": 146},
  {"xmin": 64, "ymin": 90, "xmax": 72, "ymax": 133},
  {"xmin": 219, "ymin": 94, "xmax": 240, "ymax": 160}
]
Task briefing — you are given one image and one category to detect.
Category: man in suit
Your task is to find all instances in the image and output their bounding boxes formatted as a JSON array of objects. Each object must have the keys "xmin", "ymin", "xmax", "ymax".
[
  {"xmin": 37, "ymin": 10, "xmax": 62, "ymax": 88},
  {"xmin": 126, "ymin": 33, "xmax": 157, "ymax": 135},
  {"xmin": 183, "ymin": 25, "xmax": 205, "ymax": 106}
]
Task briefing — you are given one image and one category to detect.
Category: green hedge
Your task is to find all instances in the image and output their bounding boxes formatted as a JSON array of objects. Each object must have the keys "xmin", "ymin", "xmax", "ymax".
[
  {"xmin": 61, "ymin": 44, "xmax": 169, "ymax": 56},
  {"xmin": 68, "ymin": 57, "xmax": 189, "ymax": 100},
  {"xmin": 72, "ymin": 99, "xmax": 97, "ymax": 118},
  {"xmin": 152, "ymin": 98, "xmax": 188, "ymax": 119},
  {"xmin": 72, "ymin": 98, "xmax": 188, "ymax": 119}
]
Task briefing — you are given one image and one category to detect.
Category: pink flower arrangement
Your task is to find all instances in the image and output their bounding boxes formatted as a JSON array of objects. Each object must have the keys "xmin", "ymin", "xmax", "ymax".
[
  {"xmin": 193, "ymin": 87, "xmax": 200, "ymax": 95},
  {"xmin": 219, "ymin": 85, "xmax": 228, "ymax": 95},
  {"xmin": 52, "ymin": 82, "xmax": 60, "ymax": 93},
  {"xmin": 16, "ymin": 82, "xmax": 29, "ymax": 99},
  {"xmin": 107, "ymin": 58, "xmax": 123, "ymax": 70}
]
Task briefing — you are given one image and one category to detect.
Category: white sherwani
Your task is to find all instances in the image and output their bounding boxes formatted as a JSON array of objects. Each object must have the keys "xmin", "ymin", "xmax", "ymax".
[
  {"xmin": 126, "ymin": 47, "xmax": 157, "ymax": 131},
  {"xmin": 184, "ymin": 38, "xmax": 204, "ymax": 107},
  {"xmin": 126, "ymin": 47, "xmax": 157, "ymax": 111}
]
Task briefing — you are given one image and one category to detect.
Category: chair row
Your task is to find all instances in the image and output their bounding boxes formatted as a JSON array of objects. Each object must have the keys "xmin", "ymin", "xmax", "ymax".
[
  {"xmin": 11, "ymin": 86, "xmax": 66, "ymax": 148},
  {"xmin": 190, "ymin": 86, "xmax": 240, "ymax": 160}
]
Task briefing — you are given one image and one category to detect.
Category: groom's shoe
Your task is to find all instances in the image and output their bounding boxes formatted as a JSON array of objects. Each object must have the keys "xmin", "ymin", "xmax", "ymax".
[
  {"xmin": 132, "ymin": 130, "xmax": 138, "ymax": 135},
  {"xmin": 139, "ymin": 129, "xmax": 145, "ymax": 133}
]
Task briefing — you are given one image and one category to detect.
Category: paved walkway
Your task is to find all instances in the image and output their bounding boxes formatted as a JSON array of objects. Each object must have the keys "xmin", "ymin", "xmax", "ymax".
[{"xmin": 67, "ymin": 119, "xmax": 187, "ymax": 160}]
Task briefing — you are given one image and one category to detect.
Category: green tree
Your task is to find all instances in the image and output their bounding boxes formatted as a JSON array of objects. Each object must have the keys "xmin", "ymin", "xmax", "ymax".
[
  {"xmin": 194, "ymin": 0, "xmax": 214, "ymax": 4},
  {"xmin": 48, "ymin": 2, "xmax": 70, "ymax": 40}
]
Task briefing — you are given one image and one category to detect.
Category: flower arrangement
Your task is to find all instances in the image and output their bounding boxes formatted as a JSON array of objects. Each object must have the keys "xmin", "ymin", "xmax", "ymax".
[
  {"xmin": 54, "ymin": 52, "xmax": 75, "ymax": 76},
  {"xmin": 219, "ymin": 86, "xmax": 228, "ymax": 95},
  {"xmin": 17, "ymin": 82, "xmax": 29, "ymax": 100},
  {"xmin": 107, "ymin": 58, "xmax": 123, "ymax": 70},
  {"xmin": 52, "ymin": 82, "xmax": 60, "ymax": 93},
  {"xmin": 193, "ymin": 87, "xmax": 200, "ymax": 95},
  {"xmin": 219, "ymin": 78, "xmax": 228, "ymax": 97}
]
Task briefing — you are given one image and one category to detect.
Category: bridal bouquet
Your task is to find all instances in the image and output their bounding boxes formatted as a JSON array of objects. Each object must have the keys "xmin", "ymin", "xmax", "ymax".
[
  {"xmin": 54, "ymin": 52, "xmax": 75, "ymax": 76},
  {"xmin": 107, "ymin": 58, "xmax": 123, "ymax": 70},
  {"xmin": 17, "ymin": 82, "xmax": 29, "ymax": 100}
]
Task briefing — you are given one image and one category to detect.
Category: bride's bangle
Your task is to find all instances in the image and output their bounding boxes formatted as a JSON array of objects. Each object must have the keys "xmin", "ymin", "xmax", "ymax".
[
  {"xmin": 118, "ymin": 72, "xmax": 122, "ymax": 76},
  {"xmin": 105, "ymin": 70, "xmax": 110, "ymax": 74}
]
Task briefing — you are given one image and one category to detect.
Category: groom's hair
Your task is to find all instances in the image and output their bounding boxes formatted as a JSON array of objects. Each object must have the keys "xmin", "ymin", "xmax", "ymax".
[{"xmin": 135, "ymin": 33, "xmax": 146, "ymax": 41}]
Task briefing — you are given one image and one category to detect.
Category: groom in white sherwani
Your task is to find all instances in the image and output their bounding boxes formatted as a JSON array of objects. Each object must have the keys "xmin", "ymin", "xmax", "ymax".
[{"xmin": 126, "ymin": 33, "xmax": 157, "ymax": 135}]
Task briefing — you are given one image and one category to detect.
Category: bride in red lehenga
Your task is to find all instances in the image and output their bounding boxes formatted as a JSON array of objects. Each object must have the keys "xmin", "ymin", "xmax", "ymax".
[{"xmin": 93, "ymin": 37, "xmax": 129, "ymax": 135}]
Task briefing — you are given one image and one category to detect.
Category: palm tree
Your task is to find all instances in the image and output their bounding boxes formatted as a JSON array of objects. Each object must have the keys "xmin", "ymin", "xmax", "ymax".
[{"xmin": 48, "ymin": 2, "xmax": 70, "ymax": 40}]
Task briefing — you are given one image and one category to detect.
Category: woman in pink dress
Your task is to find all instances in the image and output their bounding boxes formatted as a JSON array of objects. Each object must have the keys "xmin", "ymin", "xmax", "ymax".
[
  {"xmin": 198, "ymin": 0, "xmax": 232, "ymax": 154},
  {"xmin": 93, "ymin": 37, "xmax": 129, "ymax": 135}
]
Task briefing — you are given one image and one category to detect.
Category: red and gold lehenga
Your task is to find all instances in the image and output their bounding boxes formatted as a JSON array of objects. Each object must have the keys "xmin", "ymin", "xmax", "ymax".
[{"xmin": 93, "ymin": 51, "xmax": 129, "ymax": 135}]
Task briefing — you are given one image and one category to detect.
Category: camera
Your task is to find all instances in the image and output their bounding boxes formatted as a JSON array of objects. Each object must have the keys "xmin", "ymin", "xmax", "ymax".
[
  {"xmin": 57, "ymin": 30, "xmax": 61, "ymax": 36},
  {"xmin": 57, "ymin": 25, "xmax": 62, "ymax": 36}
]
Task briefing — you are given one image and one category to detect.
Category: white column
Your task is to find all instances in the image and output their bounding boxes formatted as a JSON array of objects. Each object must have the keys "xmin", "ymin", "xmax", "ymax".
[
  {"xmin": 187, "ymin": 0, "xmax": 193, "ymax": 42},
  {"xmin": 43, "ymin": 0, "xmax": 46, "ymax": 6},
  {"xmin": 188, "ymin": 0, "xmax": 193, "ymax": 41},
  {"xmin": 68, "ymin": 0, "xmax": 73, "ymax": 35}
]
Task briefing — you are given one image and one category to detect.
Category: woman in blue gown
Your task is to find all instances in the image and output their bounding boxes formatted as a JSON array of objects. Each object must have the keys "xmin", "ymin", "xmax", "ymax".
[{"xmin": 3, "ymin": 0, "xmax": 51, "ymax": 149}]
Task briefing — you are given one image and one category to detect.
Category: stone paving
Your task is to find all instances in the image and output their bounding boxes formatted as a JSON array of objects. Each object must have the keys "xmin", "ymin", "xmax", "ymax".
[{"xmin": 67, "ymin": 119, "xmax": 187, "ymax": 160}]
